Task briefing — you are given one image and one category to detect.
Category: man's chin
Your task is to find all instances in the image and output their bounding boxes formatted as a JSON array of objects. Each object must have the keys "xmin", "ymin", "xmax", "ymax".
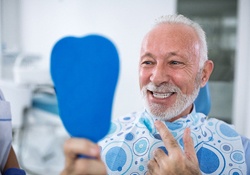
[
  {"xmin": 153, "ymin": 115, "xmax": 174, "ymax": 121},
  {"xmin": 145, "ymin": 107, "xmax": 176, "ymax": 121}
]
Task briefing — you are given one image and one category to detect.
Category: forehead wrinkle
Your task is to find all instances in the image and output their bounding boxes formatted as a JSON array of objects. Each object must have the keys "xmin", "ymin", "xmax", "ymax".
[{"xmin": 161, "ymin": 49, "xmax": 189, "ymax": 61}]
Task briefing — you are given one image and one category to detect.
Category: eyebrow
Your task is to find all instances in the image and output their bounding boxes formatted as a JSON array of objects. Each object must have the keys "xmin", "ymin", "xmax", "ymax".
[
  {"xmin": 168, "ymin": 51, "xmax": 179, "ymax": 57},
  {"xmin": 140, "ymin": 52, "xmax": 154, "ymax": 59}
]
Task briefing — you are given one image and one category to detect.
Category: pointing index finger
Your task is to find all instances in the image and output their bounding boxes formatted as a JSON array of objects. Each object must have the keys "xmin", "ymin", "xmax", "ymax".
[{"xmin": 154, "ymin": 120, "xmax": 182, "ymax": 154}]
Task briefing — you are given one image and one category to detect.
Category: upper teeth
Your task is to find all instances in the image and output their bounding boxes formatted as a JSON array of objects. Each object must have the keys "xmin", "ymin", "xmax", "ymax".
[{"xmin": 153, "ymin": 92, "xmax": 172, "ymax": 99}]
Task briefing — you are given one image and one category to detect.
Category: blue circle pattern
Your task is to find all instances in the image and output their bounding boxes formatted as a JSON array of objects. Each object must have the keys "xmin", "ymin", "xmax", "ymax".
[
  {"xmin": 139, "ymin": 165, "xmax": 144, "ymax": 171},
  {"xmin": 220, "ymin": 123, "xmax": 239, "ymax": 137},
  {"xmin": 229, "ymin": 168, "xmax": 243, "ymax": 175},
  {"xmin": 133, "ymin": 137, "xmax": 149, "ymax": 156},
  {"xmin": 223, "ymin": 145, "xmax": 230, "ymax": 151},
  {"xmin": 231, "ymin": 151, "xmax": 244, "ymax": 164},
  {"xmin": 125, "ymin": 133, "xmax": 134, "ymax": 141},
  {"xmin": 233, "ymin": 153, "xmax": 243, "ymax": 161},
  {"xmin": 197, "ymin": 147, "xmax": 220, "ymax": 173},
  {"xmin": 106, "ymin": 146, "xmax": 127, "ymax": 171},
  {"xmin": 99, "ymin": 111, "xmax": 247, "ymax": 174}
]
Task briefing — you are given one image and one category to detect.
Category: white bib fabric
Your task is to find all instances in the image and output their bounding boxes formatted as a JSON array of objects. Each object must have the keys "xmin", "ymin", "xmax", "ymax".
[
  {"xmin": 99, "ymin": 108, "xmax": 247, "ymax": 175},
  {"xmin": 0, "ymin": 90, "xmax": 12, "ymax": 174}
]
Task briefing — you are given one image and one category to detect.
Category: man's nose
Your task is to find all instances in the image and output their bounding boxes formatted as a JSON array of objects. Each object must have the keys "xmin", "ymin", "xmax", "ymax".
[{"xmin": 150, "ymin": 65, "xmax": 170, "ymax": 86}]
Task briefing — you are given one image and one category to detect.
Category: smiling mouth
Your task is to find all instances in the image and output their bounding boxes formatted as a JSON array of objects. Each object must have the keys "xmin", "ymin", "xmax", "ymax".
[{"xmin": 150, "ymin": 91, "xmax": 175, "ymax": 99}]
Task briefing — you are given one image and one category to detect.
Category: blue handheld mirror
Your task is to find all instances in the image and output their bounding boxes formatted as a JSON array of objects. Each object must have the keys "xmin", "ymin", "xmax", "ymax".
[{"xmin": 50, "ymin": 35, "xmax": 119, "ymax": 142}]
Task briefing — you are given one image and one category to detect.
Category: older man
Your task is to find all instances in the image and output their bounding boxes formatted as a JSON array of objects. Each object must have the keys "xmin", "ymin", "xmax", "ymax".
[{"xmin": 61, "ymin": 14, "xmax": 250, "ymax": 175}]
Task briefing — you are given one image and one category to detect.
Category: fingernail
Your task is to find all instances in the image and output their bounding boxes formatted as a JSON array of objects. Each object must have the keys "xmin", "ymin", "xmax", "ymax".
[{"xmin": 154, "ymin": 120, "xmax": 160, "ymax": 127}]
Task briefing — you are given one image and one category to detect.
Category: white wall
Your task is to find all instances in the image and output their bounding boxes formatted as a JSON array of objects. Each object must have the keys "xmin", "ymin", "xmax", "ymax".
[
  {"xmin": 233, "ymin": 0, "xmax": 250, "ymax": 138},
  {"xmin": 1, "ymin": 0, "xmax": 20, "ymax": 53},
  {"xmin": 19, "ymin": 0, "xmax": 177, "ymax": 118}
]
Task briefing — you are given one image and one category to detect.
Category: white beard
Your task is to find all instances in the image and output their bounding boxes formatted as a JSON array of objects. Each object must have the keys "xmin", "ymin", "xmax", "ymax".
[{"xmin": 141, "ymin": 75, "xmax": 201, "ymax": 121}]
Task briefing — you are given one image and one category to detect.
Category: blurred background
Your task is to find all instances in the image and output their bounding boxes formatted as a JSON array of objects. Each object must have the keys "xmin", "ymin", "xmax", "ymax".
[{"xmin": 0, "ymin": 0, "xmax": 249, "ymax": 174}]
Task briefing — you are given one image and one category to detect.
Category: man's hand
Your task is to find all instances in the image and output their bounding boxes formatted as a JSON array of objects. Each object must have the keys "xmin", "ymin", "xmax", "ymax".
[
  {"xmin": 147, "ymin": 120, "xmax": 201, "ymax": 175},
  {"xmin": 61, "ymin": 138, "xmax": 107, "ymax": 175}
]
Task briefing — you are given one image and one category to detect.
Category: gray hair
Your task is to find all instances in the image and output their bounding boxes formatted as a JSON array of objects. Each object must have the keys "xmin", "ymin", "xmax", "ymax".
[{"xmin": 154, "ymin": 14, "xmax": 207, "ymax": 68}]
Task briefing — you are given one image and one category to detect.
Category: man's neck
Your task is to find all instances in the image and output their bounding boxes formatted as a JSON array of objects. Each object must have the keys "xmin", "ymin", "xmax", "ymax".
[{"xmin": 167, "ymin": 104, "xmax": 194, "ymax": 122}]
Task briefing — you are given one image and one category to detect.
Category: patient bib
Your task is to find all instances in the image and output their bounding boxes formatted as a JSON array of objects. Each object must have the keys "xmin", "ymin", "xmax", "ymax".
[
  {"xmin": 99, "ymin": 108, "xmax": 247, "ymax": 175},
  {"xmin": 0, "ymin": 90, "xmax": 12, "ymax": 174}
]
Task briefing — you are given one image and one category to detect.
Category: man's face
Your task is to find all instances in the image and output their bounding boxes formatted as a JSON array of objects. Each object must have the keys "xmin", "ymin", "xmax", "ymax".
[{"xmin": 139, "ymin": 23, "xmax": 202, "ymax": 121}]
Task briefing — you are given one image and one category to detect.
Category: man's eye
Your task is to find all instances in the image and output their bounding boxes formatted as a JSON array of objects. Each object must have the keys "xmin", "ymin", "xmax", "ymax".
[
  {"xmin": 142, "ymin": 61, "xmax": 153, "ymax": 65},
  {"xmin": 170, "ymin": 61, "xmax": 181, "ymax": 65}
]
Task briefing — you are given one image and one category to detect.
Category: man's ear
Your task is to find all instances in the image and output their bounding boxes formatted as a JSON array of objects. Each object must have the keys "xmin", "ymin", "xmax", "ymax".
[{"xmin": 200, "ymin": 60, "xmax": 214, "ymax": 87}]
